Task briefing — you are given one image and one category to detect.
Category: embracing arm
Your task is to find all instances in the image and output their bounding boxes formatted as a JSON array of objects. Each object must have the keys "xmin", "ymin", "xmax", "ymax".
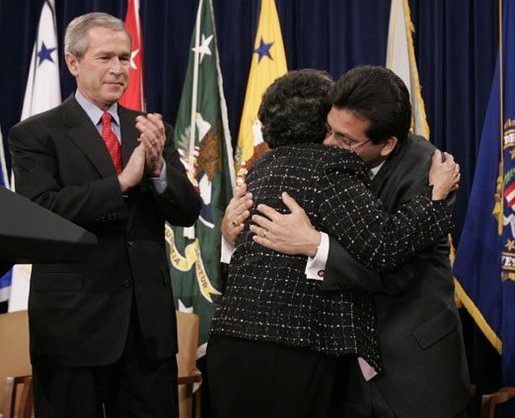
[
  {"xmin": 253, "ymin": 150, "xmax": 457, "ymax": 272},
  {"xmin": 221, "ymin": 183, "xmax": 253, "ymax": 246},
  {"xmin": 251, "ymin": 150, "xmax": 458, "ymax": 290},
  {"xmin": 250, "ymin": 193, "xmax": 407, "ymax": 293},
  {"xmin": 309, "ymin": 154, "xmax": 454, "ymax": 271},
  {"xmin": 322, "ymin": 235, "xmax": 416, "ymax": 293},
  {"xmin": 218, "ymin": 184, "xmax": 254, "ymax": 263}
]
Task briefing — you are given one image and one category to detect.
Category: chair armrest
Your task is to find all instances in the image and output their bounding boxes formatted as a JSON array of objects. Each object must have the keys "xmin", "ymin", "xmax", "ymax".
[
  {"xmin": 178, "ymin": 369, "xmax": 202, "ymax": 385},
  {"xmin": 481, "ymin": 386, "xmax": 515, "ymax": 418}
]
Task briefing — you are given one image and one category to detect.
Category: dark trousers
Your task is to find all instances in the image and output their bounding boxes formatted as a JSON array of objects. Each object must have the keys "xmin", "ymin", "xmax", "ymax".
[
  {"xmin": 207, "ymin": 334, "xmax": 349, "ymax": 418},
  {"xmin": 340, "ymin": 359, "xmax": 467, "ymax": 418},
  {"xmin": 32, "ymin": 305, "xmax": 178, "ymax": 418},
  {"xmin": 338, "ymin": 359, "xmax": 396, "ymax": 418}
]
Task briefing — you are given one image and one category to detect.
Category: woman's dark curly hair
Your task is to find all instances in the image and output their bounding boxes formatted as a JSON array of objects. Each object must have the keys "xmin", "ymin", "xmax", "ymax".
[{"xmin": 258, "ymin": 69, "xmax": 333, "ymax": 149}]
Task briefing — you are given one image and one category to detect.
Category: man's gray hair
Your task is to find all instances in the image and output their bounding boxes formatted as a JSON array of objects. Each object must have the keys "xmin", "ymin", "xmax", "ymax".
[{"xmin": 65, "ymin": 12, "xmax": 128, "ymax": 59}]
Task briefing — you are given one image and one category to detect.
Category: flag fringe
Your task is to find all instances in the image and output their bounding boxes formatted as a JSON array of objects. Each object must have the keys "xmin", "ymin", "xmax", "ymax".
[{"xmin": 455, "ymin": 278, "xmax": 502, "ymax": 354}]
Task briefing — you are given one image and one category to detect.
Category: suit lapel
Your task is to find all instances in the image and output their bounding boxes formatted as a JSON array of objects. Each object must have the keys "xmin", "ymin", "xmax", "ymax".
[
  {"xmin": 62, "ymin": 96, "xmax": 118, "ymax": 178},
  {"xmin": 371, "ymin": 140, "xmax": 410, "ymax": 205},
  {"xmin": 371, "ymin": 139, "xmax": 412, "ymax": 210},
  {"xmin": 61, "ymin": 98, "xmax": 142, "ymax": 177},
  {"xmin": 371, "ymin": 161, "xmax": 392, "ymax": 196}
]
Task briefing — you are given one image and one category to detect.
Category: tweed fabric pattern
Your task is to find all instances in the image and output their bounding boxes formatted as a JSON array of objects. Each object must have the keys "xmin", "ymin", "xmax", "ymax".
[{"xmin": 211, "ymin": 143, "xmax": 452, "ymax": 371}]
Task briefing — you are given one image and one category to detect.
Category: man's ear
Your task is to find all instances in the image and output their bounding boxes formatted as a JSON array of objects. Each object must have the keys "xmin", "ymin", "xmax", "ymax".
[
  {"xmin": 65, "ymin": 52, "xmax": 79, "ymax": 76},
  {"xmin": 380, "ymin": 136, "xmax": 398, "ymax": 158}
]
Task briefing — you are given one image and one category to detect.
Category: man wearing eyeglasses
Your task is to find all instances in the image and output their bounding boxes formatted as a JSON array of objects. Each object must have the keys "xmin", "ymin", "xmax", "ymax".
[{"xmin": 222, "ymin": 66, "xmax": 470, "ymax": 418}]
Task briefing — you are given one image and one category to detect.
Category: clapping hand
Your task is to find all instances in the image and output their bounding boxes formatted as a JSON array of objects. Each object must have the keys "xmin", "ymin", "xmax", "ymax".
[{"xmin": 136, "ymin": 113, "xmax": 166, "ymax": 177}]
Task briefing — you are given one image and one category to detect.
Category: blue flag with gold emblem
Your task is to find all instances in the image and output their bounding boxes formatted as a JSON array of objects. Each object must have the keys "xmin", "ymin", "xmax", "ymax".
[{"xmin": 454, "ymin": 0, "xmax": 515, "ymax": 388}]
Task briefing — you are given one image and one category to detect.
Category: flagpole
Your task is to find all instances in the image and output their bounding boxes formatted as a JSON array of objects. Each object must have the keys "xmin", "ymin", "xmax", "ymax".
[
  {"xmin": 208, "ymin": 0, "xmax": 236, "ymax": 191},
  {"xmin": 500, "ymin": 0, "xmax": 504, "ymax": 220},
  {"xmin": 188, "ymin": 0, "xmax": 203, "ymax": 183}
]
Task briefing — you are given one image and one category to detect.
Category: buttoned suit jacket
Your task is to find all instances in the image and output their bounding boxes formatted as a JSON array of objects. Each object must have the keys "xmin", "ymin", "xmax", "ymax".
[
  {"xmin": 8, "ymin": 96, "xmax": 202, "ymax": 368},
  {"xmin": 322, "ymin": 135, "xmax": 470, "ymax": 417}
]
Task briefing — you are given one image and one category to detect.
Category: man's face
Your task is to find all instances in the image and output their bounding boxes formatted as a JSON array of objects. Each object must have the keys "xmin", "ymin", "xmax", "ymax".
[
  {"xmin": 323, "ymin": 107, "xmax": 395, "ymax": 167},
  {"xmin": 65, "ymin": 26, "xmax": 131, "ymax": 110}
]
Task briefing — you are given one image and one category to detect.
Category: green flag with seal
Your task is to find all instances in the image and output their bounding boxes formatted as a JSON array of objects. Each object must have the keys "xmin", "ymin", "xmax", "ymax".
[{"xmin": 166, "ymin": 0, "xmax": 235, "ymax": 355}]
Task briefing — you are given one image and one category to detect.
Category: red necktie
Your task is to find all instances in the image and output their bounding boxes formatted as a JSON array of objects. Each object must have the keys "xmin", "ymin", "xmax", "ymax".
[{"xmin": 101, "ymin": 112, "xmax": 123, "ymax": 174}]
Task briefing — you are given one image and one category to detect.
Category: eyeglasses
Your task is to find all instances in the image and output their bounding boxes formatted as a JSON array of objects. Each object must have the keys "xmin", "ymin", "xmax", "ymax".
[
  {"xmin": 327, "ymin": 130, "xmax": 372, "ymax": 150},
  {"xmin": 325, "ymin": 124, "xmax": 374, "ymax": 150},
  {"xmin": 339, "ymin": 137, "xmax": 372, "ymax": 150}
]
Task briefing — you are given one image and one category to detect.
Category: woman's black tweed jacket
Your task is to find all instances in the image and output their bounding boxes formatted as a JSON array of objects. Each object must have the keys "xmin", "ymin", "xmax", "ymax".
[{"xmin": 211, "ymin": 143, "xmax": 452, "ymax": 372}]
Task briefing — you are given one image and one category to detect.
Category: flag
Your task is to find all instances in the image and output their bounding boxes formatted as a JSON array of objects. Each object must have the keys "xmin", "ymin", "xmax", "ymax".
[
  {"xmin": 20, "ymin": 0, "xmax": 61, "ymax": 121},
  {"xmin": 235, "ymin": 0, "xmax": 287, "ymax": 183},
  {"xmin": 9, "ymin": 0, "xmax": 61, "ymax": 312},
  {"xmin": 454, "ymin": 0, "xmax": 515, "ymax": 389},
  {"xmin": 384, "ymin": 0, "xmax": 467, "ymax": 294},
  {"xmin": 119, "ymin": 0, "xmax": 145, "ymax": 111},
  {"xmin": 0, "ymin": 271, "xmax": 10, "ymax": 304},
  {"xmin": 166, "ymin": 0, "xmax": 235, "ymax": 355},
  {"xmin": 386, "ymin": 0, "xmax": 429, "ymax": 139}
]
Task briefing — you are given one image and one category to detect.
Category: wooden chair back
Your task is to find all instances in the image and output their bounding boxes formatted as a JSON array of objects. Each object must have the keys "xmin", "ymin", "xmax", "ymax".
[
  {"xmin": 0, "ymin": 311, "xmax": 32, "ymax": 417},
  {"xmin": 176, "ymin": 311, "xmax": 202, "ymax": 418},
  {"xmin": 3, "ymin": 376, "xmax": 33, "ymax": 418}
]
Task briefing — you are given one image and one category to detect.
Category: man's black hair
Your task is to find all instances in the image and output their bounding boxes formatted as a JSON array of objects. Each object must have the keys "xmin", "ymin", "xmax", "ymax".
[{"xmin": 329, "ymin": 65, "xmax": 412, "ymax": 144}]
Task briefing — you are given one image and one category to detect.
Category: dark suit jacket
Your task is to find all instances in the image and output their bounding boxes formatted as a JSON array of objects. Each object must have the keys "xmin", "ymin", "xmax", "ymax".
[
  {"xmin": 322, "ymin": 135, "xmax": 470, "ymax": 417},
  {"xmin": 211, "ymin": 143, "xmax": 452, "ymax": 371},
  {"xmin": 8, "ymin": 96, "xmax": 202, "ymax": 368}
]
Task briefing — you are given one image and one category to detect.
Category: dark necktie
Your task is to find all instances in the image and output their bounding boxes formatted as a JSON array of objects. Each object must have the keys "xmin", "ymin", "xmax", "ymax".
[{"xmin": 101, "ymin": 112, "xmax": 123, "ymax": 174}]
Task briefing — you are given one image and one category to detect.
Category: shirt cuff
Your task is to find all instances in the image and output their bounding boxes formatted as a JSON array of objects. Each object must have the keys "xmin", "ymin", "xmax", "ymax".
[
  {"xmin": 220, "ymin": 235, "xmax": 235, "ymax": 264},
  {"xmin": 151, "ymin": 163, "xmax": 168, "ymax": 194},
  {"xmin": 305, "ymin": 232, "xmax": 329, "ymax": 280}
]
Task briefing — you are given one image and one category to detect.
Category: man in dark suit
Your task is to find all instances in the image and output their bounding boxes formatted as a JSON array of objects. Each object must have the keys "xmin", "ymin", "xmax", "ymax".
[
  {"xmin": 8, "ymin": 12, "xmax": 201, "ymax": 418},
  {"xmin": 224, "ymin": 66, "xmax": 470, "ymax": 417}
]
